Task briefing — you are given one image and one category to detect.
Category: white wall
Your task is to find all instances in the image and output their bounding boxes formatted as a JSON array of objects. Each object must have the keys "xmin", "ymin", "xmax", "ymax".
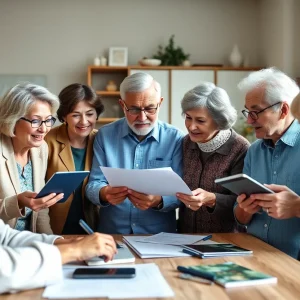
[
  {"xmin": 258, "ymin": 0, "xmax": 297, "ymax": 78},
  {"xmin": 0, "ymin": 0, "xmax": 260, "ymax": 94}
]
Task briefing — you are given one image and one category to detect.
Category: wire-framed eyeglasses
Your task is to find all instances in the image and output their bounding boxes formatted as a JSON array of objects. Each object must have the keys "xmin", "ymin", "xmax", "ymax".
[
  {"xmin": 241, "ymin": 102, "xmax": 281, "ymax": 120},
  {"xmin": 20, "ymin": 117, "xmax": 56, "ymax": 128},
  {"xmin": 122, "ymin": 101, "xmax": 159, "ymax": 116}
]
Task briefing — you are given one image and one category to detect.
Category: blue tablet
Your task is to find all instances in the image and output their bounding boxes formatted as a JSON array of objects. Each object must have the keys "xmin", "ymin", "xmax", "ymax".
[{"xmin": 36, "ymin": 171, "xmax": 90, "ymax": 203}]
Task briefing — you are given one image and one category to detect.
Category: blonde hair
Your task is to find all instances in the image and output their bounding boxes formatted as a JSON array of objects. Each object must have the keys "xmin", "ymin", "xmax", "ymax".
[
  {"xmin": 291, "ymin": 93, "xmax": 300, "ymax": 121},
  {"xmin": 0, "ymin": 82, "xmax": 59, "ymax": 137}
]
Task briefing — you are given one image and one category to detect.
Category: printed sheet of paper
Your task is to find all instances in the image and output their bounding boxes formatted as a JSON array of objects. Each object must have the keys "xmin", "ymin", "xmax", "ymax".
[
  {"xmin": 100, "ymin": 166, "xmax": 192, "ymax": 196},
  {"xmin": 136, "ymin": 232, "xmax": 209, "ymax": 245},
  {"xmin": 43, "ymin": 263, "xmax": 174, "ymax": 299}
]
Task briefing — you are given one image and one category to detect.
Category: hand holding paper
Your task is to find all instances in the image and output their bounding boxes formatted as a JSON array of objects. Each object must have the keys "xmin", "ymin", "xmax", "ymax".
[{"xmin": 100, "ymin": 167, "xmax": 192, "ymax": 196}]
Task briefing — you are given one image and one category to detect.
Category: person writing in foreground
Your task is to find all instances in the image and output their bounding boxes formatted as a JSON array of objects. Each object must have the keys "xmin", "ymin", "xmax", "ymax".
[
  {"xmin": 177, "ymin": 82, "xmax": 250, "ymax": 233},
  {"xmin": 0, "ymin": 219, "xmax": 116, "ymax": 294},
  {"xmin": 234, "ymin": 68, "xmax": 300, "ymax": 259},
  {"xmin": 0, "ymin": 83, "xmax": 64, "ymax": 233},
  {"xmin": 86, "ymin": 72, "xmax": 184, "ymax": 234}
]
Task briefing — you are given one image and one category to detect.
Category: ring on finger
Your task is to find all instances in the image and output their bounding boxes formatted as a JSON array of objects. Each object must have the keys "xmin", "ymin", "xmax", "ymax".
[
  {"xmin": 188, "ymin": 204, "xmax": 191, "ymax": 208},
  {"xmin": 266, "ymin": 208, "xmax": 269, "ymax": 214}
]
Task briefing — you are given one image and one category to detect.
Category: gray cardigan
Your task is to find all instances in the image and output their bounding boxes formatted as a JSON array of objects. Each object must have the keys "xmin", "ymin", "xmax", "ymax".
[{"xmin": 178, "ymin": 130, "xmax": 250, "ymax": 233}]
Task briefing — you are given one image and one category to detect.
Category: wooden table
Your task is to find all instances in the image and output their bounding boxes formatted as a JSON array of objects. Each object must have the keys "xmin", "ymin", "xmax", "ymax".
[{"xmin": 1, "ymin": 233, "xmax": 300, "ymax": 300}]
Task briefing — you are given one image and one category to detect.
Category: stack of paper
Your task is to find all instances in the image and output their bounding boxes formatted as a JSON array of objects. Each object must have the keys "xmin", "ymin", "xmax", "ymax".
[{"xmin": 123, "ymin": 233, "xmax": 215, "ymax": 258}]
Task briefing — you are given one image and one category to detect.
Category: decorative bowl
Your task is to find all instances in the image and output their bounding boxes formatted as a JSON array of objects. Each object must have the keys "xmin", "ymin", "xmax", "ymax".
[{"xmin": 139, "ymin": 59, "xmax": 162, "ymax": 66}]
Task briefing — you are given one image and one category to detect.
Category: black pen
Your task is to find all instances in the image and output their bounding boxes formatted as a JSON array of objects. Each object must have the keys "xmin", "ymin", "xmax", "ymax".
[
  {"xmin": 79, "ymin": 219, "xmax": 121, "ymax": 249},
  {"xmin": 182, "ymin": 248, "xmax": 203, "ymax": 258},
  {"xmin": 177, "ymin": 266, "xmax": 216, "ymax": 281},
  {"xmin": 179, "ymin": 273, "xmax": 214, "ymax": 285}
]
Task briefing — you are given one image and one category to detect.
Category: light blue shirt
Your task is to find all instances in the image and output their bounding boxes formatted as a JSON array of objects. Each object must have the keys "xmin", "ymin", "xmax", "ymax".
[
  {"xmin": 86, "ymin": 118, "xmax": 184, "ymax": 234},
  {"xmin": 15, "ymin": 161, "xmax": 33, "ymax": 231},
  {"xmin": 243, "ymin": 120, "xmax": 300, "ymax": 259}
]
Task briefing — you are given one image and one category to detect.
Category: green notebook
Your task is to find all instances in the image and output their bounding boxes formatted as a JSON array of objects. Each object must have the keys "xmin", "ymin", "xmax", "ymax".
[{"xmin": 178, "ymin": 262, "xmax": 277, "ymax": 288}]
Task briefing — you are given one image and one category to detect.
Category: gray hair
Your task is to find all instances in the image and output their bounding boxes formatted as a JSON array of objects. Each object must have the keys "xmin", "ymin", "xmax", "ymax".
[
  {"xmin": 238, "ymin": 68, "xmax": 299, "ymax": 109},
  {"xmin": 291, "ymin": 93, "xmax": 300, "ymax": 122},
  {"xmin": 0, "ymin": 82, "xmax": 59, "ymax": 137},
  {"xmin": 120, "ymin": 72, "xmax": 161, "ymax": 100},
  {"xmin": 181, "ymin": 82, "xmax": 237, "ymax": 130}
]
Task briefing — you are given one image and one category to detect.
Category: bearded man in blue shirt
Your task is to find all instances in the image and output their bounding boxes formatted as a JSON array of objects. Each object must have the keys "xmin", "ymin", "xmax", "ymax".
[
  {"xmin": 86, "ymin": 72, "xmax": 184, "ymax": 234},
  {"xmin": 234, "ymin": 68, "xmax": 300, "ymax": 260}
]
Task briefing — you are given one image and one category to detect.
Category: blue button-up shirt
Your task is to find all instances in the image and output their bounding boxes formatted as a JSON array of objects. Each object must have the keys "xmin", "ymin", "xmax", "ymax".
[
  {"xmin": 243, "ymin": 120, "xmax": 300, "ymax": 259},
  {"xmin": 86, "ymin": 118, "xmax": 184, "ymax": 234}
]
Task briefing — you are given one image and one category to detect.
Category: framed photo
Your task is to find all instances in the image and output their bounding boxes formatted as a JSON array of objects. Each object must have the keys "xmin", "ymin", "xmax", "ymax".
[{"xmin": 109, "ymin": 47, "xmax": 128, "ymax": 66}]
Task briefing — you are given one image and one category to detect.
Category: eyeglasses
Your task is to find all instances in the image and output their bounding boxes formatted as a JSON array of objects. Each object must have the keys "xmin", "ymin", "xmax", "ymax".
[
  {"xmin": 241, "ymin": 102, "xmax": 281, "ymax": 120},
  {"xmin": 20, "ymin": 117, "xmax": 56, "ymax": 128},
  {"xmin": 122, "ymin": 101, "xmax": 159, "ymax": 116}
]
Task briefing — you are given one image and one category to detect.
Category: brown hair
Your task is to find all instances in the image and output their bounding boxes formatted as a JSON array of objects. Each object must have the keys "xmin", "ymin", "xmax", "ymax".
[{"xmin": 57, "ymin": 83, "xmax": 104, "ymax": 122}]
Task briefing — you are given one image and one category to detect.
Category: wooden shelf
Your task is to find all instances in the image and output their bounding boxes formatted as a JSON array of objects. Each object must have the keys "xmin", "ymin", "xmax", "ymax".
[
  {"xmin": 97, "ymin": 118, "xmax": 119, "ymax": 124},
  {"xmin": 96, "ymin": 91, "xmax": 120, "ymax": 97}
]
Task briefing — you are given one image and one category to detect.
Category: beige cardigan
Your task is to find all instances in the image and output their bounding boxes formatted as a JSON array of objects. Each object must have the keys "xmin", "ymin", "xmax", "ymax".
[{"xmin": 0, "ymin": 134, "xmax": 52, "ymax": 233}]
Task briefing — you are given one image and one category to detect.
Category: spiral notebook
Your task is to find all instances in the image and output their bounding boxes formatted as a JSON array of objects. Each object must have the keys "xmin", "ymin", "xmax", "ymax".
[{"xmin": 85, "ymin": 243, "xmax": 135, "ymax": 266}]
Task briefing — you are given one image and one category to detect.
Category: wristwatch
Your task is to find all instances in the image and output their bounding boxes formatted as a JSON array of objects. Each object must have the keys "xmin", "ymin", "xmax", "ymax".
[{"xmin": 153, "ymin": 199, "xmax": 164, "ymax": 210}]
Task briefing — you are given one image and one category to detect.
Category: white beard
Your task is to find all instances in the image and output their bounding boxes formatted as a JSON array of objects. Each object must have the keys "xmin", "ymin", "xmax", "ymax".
[{"xmin": 127, "ymin": 119, "xmax": 157, "ymax": 137}]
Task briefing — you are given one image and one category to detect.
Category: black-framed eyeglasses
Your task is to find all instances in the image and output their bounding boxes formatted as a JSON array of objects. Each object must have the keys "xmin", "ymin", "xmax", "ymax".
[
  {"xmin": 20, "ymin": 117, "xmax": 56, "ymax": 128},
  {"xmin": 241, "ymin": 102, "xmax": 281, "ymax": 120},
  {"xmin": 122, "ymin": 101, "xmax": 159, "ymax": 116}
]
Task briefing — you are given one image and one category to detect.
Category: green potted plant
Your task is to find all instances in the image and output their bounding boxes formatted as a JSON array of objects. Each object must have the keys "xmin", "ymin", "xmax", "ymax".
[{"xmin": 153, "ymin": 35, "xmax": 190, "ymax": 66}]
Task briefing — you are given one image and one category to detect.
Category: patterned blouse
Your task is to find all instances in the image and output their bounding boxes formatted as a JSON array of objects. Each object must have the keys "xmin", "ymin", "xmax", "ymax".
[{"xmin": 15, "ymin": 160, "xmax": 33, "ymax": 231}]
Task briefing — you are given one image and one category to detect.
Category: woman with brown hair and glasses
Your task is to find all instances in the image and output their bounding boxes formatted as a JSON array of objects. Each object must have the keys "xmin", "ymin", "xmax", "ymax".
[
  {"xmin": 0, "ymin": 83, "xmax": 63, "ymax": 233},
  {"xmin": 45, "ymin": 83, "xmax": 104, "ymax": 234}
]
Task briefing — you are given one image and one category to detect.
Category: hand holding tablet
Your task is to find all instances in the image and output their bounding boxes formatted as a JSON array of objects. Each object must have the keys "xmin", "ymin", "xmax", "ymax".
[
  {"xmin": 215, "ymin": 174, "xmax": 274, "ymax": 198},
  {"xmin": 36, "ymin": 171, "xmax": 90, "ymax": 203}
]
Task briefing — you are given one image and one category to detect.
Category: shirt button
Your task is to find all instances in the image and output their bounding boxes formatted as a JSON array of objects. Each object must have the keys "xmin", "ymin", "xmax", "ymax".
[
  {"xmin": 273, "ymin": 171, "xmax": 277, "ymax": 175},
  {"xmin": 264, "ymin": 224, "xmax": 268, "ymax": 228},
  {"xmin": 136, "ymin": 164, "xmax": 139, "ymax": 167}
]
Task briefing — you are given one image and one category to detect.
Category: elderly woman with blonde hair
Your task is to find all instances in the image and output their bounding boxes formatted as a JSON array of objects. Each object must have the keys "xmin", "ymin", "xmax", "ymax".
[{"xmin": 0, "ymin": 83, "xmax": 64, "ymax": 233}]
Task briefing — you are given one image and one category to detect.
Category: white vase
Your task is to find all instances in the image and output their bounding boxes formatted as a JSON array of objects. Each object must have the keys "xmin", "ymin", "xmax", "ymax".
[
  {"xmin": 100, "ymin": 56, "xmax": 107, "ymax": 66},
  {"xmin": 229, "ymin": 45, "xmax": 242, "ymax": 67},
  {"xmin": 94, "ymin": 56, "xmax": 100, "ymax": 66}
]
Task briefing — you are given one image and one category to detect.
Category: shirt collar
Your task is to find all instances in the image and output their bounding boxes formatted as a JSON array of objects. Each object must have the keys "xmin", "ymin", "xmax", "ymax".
[
  {"xmin": 262, "ymin": 120, "xmax": 300, "ymax": 148},
  {"xmin": 189, "ymin": 129, "xmax": 235, "ymax": 155},
  {"xmin": 120, "ymin": 118, "xmax": 160, "ymax": 142}
]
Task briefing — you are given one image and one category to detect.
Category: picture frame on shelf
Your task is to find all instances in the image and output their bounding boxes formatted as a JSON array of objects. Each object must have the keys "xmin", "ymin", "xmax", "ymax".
[{"xmin": 108, "ymin": 47, "xmax": 128, "ymax": 66}]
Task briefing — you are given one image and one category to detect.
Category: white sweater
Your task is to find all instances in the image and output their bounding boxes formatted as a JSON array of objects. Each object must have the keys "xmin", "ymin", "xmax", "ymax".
[{"xmin": 0, "ymin": 220, "xmax": 63, "ymax": 294}]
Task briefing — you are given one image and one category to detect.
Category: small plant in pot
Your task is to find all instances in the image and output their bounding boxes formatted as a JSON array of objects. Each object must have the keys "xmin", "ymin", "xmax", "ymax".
[{"xmin": 153, "ymin": 35, "xmax": 190, "ymax": 66}]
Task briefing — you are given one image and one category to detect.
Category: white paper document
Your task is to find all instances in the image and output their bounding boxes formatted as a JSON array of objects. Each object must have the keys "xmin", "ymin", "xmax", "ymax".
[
  {"xmin": 136, "ymin": 232, "xmax": 209, "ymax": 245},
  {"xmin": 43, "ymin": 263, "xmax": 174, "ymax": 299},
  {"xmin": 100, "ymin": 166, "xmax": 192, "ymax": 196},
  {"xmin": 123, "ymin": 235, "xmax": 191, "ymax": 258}
]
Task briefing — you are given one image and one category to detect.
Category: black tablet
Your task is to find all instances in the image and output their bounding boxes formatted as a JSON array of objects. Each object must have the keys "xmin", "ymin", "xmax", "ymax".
[
  {"xmin": 36, "ymin": 171, "xmax": 90, "ymax": 203},
  {"xmin": 215, "ymin": 173, "xmax": 274, "ymax": 197}
]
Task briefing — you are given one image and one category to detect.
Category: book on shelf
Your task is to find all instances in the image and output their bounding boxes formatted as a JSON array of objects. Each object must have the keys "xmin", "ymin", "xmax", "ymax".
[
  {"xmin": 182, "ymin": 243, "xmax": 253, "ymax": 258},
  {"xmin": 85, "ymin": 243, "xmax": 135, "ymax": 266},
  {"xmin": 177, "ymin": 262, "xmax": 277, "ymax": 288}
]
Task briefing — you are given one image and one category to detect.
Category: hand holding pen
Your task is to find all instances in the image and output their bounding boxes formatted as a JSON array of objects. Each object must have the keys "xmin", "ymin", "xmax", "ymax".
[{"xmin": 71, "ymin": 219, "xmax": 118, "ymax": 262}]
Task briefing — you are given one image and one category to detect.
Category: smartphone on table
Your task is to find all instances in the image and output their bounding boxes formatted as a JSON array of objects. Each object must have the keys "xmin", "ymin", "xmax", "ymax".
[{"xmin": 73, "ymin": 268, "xmax": 136, "ymax": 279}]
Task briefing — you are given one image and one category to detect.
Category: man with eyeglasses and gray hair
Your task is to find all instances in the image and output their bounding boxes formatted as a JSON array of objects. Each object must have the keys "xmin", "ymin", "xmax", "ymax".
[
  {"xmin": 86, "ymin": 72, "xmax": 184, "ymax": 234},
  {"xmin": 234, "ymin": 68, "xmax": 300, "ymax": 259}
]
